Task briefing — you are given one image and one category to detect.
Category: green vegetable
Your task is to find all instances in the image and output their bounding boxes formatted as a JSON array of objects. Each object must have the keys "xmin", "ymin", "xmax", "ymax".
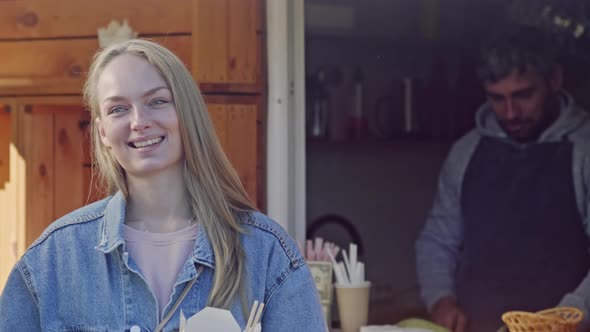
[{"xmin": 396, "ymin": 318, "xmax": 450, "ymax": 332}]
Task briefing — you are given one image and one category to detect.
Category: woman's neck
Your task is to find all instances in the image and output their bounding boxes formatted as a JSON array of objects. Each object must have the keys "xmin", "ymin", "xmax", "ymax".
[{"xmin": 124, "ymin": 166, "xmax": 193, "ymax": 233}]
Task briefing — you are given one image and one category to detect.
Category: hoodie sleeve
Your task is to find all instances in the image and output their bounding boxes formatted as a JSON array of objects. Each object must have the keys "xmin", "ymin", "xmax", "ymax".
[
  {"xmin": 559, "ymin": 142, "xmax": 590, "ymax": 331},
  {"xmin": 415, "ymin": 131, "xmax": 479, "ymax": 311}
]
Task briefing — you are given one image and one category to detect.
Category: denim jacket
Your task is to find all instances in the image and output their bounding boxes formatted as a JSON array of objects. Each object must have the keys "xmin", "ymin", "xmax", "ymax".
[{"xmin": 0, "ymin": 192, "xmax": 327, "ymax": 332}]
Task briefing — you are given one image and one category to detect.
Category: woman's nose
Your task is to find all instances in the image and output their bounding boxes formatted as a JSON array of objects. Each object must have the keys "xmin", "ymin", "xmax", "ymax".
[{"xmin": 130, "ymin": 106, "xmax": 151, "ymax": 130}]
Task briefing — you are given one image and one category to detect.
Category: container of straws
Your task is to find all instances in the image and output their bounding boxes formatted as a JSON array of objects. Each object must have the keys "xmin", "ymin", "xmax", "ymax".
[
  {"xmin": 327, "ymin": 243, "xmax": 370, "ymax": 332},
  {"xmin": 303, "ymin": 238, "xmax": 340, "ymax": 325}
]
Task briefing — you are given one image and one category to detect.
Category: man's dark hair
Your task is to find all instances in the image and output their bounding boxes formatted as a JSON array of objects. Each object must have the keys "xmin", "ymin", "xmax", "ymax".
[{"xmin": 477, "ymin": 24, "xmax": 561, "ymax": 83}]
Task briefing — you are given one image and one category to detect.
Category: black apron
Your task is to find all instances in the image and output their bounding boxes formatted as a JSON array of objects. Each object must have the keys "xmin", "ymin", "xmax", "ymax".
[{"xmin": 457, "ymin": 137, "xmax": 590, "ymax": 332}]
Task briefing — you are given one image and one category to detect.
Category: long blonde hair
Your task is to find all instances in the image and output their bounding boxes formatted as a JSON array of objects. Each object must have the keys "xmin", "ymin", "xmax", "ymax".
[{"xmin": 83, "ymin": 39, "xmax": 255, "ymax": 309}]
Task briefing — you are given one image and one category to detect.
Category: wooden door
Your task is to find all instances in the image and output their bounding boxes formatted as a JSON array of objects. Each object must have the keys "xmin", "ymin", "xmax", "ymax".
[
  {"xmin": 192, "ymin": 0, "xmax": 263, "ymax": 93},
  {"xmin": 7, "ymin": 103, "xmax": 89, "ymax": 246},
  {"xmin": 205, "ymin": 95, "xmax": 263, "ymax": 208}
]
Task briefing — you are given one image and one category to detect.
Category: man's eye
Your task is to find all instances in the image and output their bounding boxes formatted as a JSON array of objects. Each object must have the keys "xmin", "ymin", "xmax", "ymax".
[
  {"xmin": 514, "ymin": 90, "xmax": 534, "ymax": 99},
  {"xmin": 488, "ymin": 95, "xmax": 504, "ymax": 103}
]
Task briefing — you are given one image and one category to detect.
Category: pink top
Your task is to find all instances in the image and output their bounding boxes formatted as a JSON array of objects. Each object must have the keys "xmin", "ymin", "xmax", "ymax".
[{"xmin": 124, "ymin": 223, "xmax": 199, "ymax": 316}]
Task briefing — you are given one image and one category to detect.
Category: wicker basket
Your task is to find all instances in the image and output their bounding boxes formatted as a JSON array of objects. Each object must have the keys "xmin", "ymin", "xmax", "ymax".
[{"xmin": 501, "ymin": 306, "xmax": 583, "ymax": 332}]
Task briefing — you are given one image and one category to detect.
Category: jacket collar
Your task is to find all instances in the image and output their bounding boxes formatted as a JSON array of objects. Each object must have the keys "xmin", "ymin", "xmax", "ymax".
[{"xmin": 95, "ymin": 191, "xmax": 216, "ymax": 269}]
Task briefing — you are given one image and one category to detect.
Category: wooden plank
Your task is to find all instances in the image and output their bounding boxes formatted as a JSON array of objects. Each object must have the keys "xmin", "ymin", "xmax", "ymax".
[
  {"xmin": 227, "ymin": 0, "xmax": 258, "ymax": 84},
  {"xmin": 82, "ymin": 166, "xmax": 105, "ymax": 205},
  {"xmin": 255, "ymin": 95, "xmax": 266, "ymax": 211},
  {"xmin": 192, "ymin": 0, "xmax": 228, "ymax": 84},
  {"xmin": 0, "ymin": 96, "xmax": 82, "ymax": 106},
  {"xmin": 22, "ymin": 106, "xmax": 54, "ymax": 246},
  {"xmin": 226, "ymin": 104, "xmax": 257, "ymax": 204},
  {"xmin": 79, "ymin": 110, "xmax": 92, "ymax": 166},
  {"xmin": 0, "ymin": 176, "xmax": 11, "ymax": 290},
  {"xmin": 13, "ymin": 104, "xmax": 27, "ymax": 258},
  {"xmin": 206, "ymin": 103, "xmax": 228, "ymax": 152},
  {"xmin": 191, "ymin": 0, "xmax": 263, "ymax": 92},
  {"xmin": 255, "ymin": 0, "xmax": 265, "ymax": 96},
  {"xmin": 0, "ymin": 36, "xmax": 191, "ymax": 95},
  {"xmin": 203, "ymin": 94, "xmax": 264, "ymax": 209},
  {"xmin": 0, "ymin": 168, "xmax": 17, "ymax": 292},
  {"xmin": 198, "ymin": 83, "xmax": 261, "ymax": 94},
  {"xmin": 203, "ymin": 94, "xmax": 261, "ymax": 105},
  {"xmin": 0, "ymin": 104, "xmax": 16, "ymax": 292},
  {"xmin": 0, "ymin": 124, "xmax": 19, "ymax": 293},
  {"xmin": 0, "ymin": 0, "xmax": 191, "ymax": 39},
  {"xmin": 0, "ymin": 105, "xmax": 9, "ymax": 188},
  {"xmin": 54, "ymin": 107, "xmax": 85, "ymax": 219}
]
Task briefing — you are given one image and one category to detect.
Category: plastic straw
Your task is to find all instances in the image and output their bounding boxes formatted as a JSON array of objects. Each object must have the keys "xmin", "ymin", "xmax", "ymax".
[
  {"xmin": 326, "ymin": 248, "xmax": 346, "ymax": 284},
  {"xmin": 342, "ymin": 250, "xmax": 353, "ymax": 282}
]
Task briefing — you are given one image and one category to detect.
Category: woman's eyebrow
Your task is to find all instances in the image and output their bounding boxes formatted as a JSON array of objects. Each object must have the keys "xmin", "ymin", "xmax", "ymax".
[
  {"xmin": 102, "ymin": 86, "xmax": 170, "ymax": 104},
  {"xmin": 141, "ymin": 86, "xmax": 170, "ymax": 97}
]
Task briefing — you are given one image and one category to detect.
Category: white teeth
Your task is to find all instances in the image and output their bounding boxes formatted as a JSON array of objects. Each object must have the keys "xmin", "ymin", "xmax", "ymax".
[{"xmin": 133, "ymin": 137, "xmax": 163, "ymax": 148}]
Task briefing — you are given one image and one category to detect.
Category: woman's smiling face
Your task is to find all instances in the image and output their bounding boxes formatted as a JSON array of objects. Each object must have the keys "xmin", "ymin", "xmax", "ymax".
[{"xmin": 95, "ymin": 54, "xmax": 184, "ymax": 178}]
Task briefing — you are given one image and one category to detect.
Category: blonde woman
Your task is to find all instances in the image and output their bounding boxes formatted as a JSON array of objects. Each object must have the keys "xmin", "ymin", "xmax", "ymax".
[{"xmin": 0, "ymin": 39, "xmax": 326, "ymax": 331}]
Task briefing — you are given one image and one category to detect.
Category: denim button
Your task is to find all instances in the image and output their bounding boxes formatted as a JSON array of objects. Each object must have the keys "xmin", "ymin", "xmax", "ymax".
[{"xmin": 130, "ymin": 325, "xmax": 140, "ymax": 332}]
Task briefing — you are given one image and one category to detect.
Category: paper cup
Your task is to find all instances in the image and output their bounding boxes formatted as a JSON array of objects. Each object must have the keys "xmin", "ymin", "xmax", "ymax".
[{"xmin": 335, "ymin": 282, "xmax": 371, "ymax": 332}]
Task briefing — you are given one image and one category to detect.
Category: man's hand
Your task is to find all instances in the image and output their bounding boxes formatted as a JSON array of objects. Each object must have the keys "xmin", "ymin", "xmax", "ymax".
[{"xmin": 431, "ymin": 296, "xmax": 468, "ymax": 332}]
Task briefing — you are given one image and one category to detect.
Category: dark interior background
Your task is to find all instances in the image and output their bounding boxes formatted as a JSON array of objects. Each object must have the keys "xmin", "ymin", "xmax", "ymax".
[{"xmin": 304, "ymin": 0, "xmax": 590, "ymax": 324}]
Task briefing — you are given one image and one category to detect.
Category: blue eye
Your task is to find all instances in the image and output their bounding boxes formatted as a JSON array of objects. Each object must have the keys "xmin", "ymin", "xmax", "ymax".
[
  {"xmin": 108, "ymin": 106, "xmax": 127, "ymax": 115},
  {"xmin": 151, "ymin": 98, "xmax": 169, "ymax": 106}
]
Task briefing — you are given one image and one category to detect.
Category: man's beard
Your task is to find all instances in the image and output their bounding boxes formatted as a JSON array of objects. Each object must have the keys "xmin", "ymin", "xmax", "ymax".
[{"xmin": 499, "ymin": 99, "xmax": 560, "ymax": 143}]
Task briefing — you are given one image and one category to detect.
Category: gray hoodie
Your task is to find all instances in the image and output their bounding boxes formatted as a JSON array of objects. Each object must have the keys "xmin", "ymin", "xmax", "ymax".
[{"xmin": 416, "ymin": 92, "xmax": 590, "ymax": 326}]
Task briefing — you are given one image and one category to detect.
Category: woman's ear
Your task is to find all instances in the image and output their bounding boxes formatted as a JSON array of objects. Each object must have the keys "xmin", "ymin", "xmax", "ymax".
[{"xmin": 95, "ymin": 117, "xmax": 111, "ymax": 148}]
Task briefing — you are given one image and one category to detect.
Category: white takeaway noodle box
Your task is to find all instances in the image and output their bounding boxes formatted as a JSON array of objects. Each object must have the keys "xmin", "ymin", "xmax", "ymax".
[{"xmin": 179, "ymin": 307, "xmax": 261, "ymax": 332}]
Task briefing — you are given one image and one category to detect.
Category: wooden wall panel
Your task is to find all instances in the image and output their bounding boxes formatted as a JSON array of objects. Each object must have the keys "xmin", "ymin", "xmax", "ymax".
[
  {"xmin": 13, "ymin": 107, "xmax": 27, "ymax": 260},
  {"xmin": 227, "ymin": 0, "xmax": 259, "ymax": 84},
  {"xmin": 191, "ymin": 0, "xmax": 262, "ymax": 93},
  {"xmin": 0, "ymin": 96, "xmax": 83, "ymax": 107},
  {"xmin": 0, "ymin": 107, "xmax": 17, "ymax": 293},
  {"xmin": 79, "ymin": 110, "xmax": 106, "ymax": 204},
  {"xmin": 54, "ymin": 107, "xmax": 86, "ymax": 219},
  {"xmin": 207, "ymin": 103, "xmax": 229, "ymax": 151},
  {"xmin": 0, "ymin": 180, "xmax": 11, "ymax": 289},
  {"xmin": 0, "ymin": 149, "xmax": 19, "ymax": 293},
  {"xmin": 82, "ymin": 166, "xmax": 106, "ymax": 205},
  {"xmin": 0, "ymin": 106, "xmax": 9, "ymax": 188},
  {"xmin": 22, "ymin": 107, "xmax": 54, "ymax": 245},
  {"xmin": 80, "ymin": 113, "xmax": 92, "ymax": 167},
  {"xmin": 226, "ymin": 105, "xmax": 257, "ymax": 204},
  {"xmin": 0, "ymin": 0, "xmax": 191, "ymax": 39},
  {"xmin": 192, "ymin": 0, "xmax": 229, "ymax": 84},
  {"xmin": 204, "ymin": 94, "xmax": 263, "ymax": 208},
  {"xmin": 203, "ymin": 99, "xmax": 259, "ymax": 204},
  {"xmin": 0, "ymin": 36, "xmax": 191, "ymax": 95}
]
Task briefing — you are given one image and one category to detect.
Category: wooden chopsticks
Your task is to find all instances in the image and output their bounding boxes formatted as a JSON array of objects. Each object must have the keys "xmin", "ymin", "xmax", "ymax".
[{"xmin": 244, "ymin": 300, "xmax": 265, "ymax": 332}]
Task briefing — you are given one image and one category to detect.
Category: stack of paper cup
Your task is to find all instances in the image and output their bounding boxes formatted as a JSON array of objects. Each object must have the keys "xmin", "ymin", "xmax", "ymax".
[{"xmin": 335, "ymin": 281, "xmax": 371, "ymax": 332}]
